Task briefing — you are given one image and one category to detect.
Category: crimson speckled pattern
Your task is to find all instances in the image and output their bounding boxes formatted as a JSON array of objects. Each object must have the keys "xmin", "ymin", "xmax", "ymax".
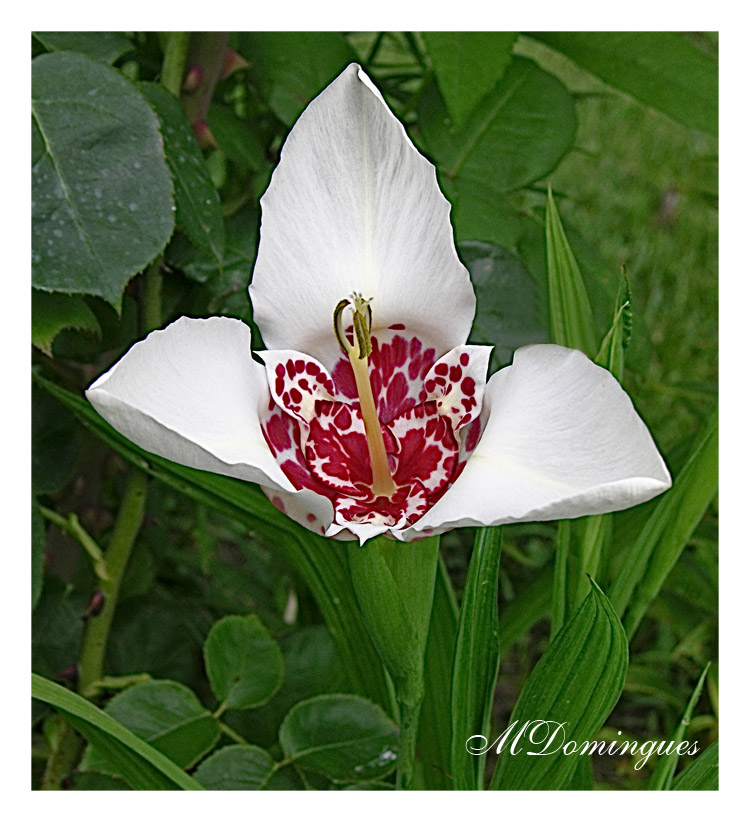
[{"xmin": 260, "ymin": 329, "xmax": 488, "ymax": 529}]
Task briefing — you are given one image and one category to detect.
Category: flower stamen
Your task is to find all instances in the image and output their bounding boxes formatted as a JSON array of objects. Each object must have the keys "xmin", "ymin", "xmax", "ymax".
[{"xmin": 334, "ymin": 295, "xmax": 396, "ymax": 498}]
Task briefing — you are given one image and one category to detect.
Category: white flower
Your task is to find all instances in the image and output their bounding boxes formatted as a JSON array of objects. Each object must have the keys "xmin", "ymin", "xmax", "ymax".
[{"xmin": 87, "ymin": 64, "xmax": 671, "ymax": 545}]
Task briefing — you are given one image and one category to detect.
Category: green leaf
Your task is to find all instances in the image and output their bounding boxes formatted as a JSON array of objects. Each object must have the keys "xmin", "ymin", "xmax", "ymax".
[
  {"xmin": 207, "ymin": 104, "xmax": 267, "ymax": 171},
  {"xmin": 279, "ymin": 694, "xmax": 399, "ymax": 783},
  {"xmin": 33, "ymin": 31, "xmax": 133, "ymax": 64},
  {"xmin": 423, "ymin": 32, "xmax": 516, "ymax": 129},
  {"xmin": 31, "ymin": 674, "xmax": 202, "ymax": 790},
  {"xmin": 204, "ymin": 615, "xmax": 283, "ymax": 710},
  {"xmin": 649, "ymin": 664, "xmax": 710, "ymax": 790},
  {"xmin": 545, "ymin": 187, "xmax": 598, "ymax": 356},
  {"xmin": 450, "ymin": 527, "xmax": 502, "ymax": 790},
  {"xmin": 194, "ymin": 744, "xmax": 275, "ymax": 790},
  {"xmin": 595, "ymin": 272, "xmax": 632, "ymax": 381},
  {"xmin": 530, "ymin": 32, "xmax": 717, "ymax": 136},
  {"xmin": 141, "ymin": 83, "xmax": 225, "ymax": 262},
  {"xmin": 83, "ymin": 680, "xmax": 220, "ymax": 772},
  {"xmin": 417, "ymin": 557, "xmax": 459, "ymax": 790},
  {"xmin": 240, "ymin": 32, "xmax": 357, "ymax": 126},
  {"xmin": 497, "ymin": 565, "xmax": 552, "ymax": 662},
  {"xmin": 34, "ymin": 373, "xmax": 393, "ymax": 713},
  {"xmin": 32, "ymin": 383, "xmax": 81, "ymax": 494},
  {"xmin": 672, "ymin": 739, "xmax": 718, "ymax": 790},
  {"xmin": 32, "ymin": 578, "xmax": 86, "ymax": 677},
  {"xmin": 32, "ymin": 291, "xmax": 100, "ymax": 354},
  {"xmin": 418, "ymin": 57, "xmax": 576, "ymax": 192},
  {"xmin": 490, "ymin": 581, "xmax": 628, "ymax": 790},
  {"xmin": 32, "ymin": 501, "xmax": 45, "ymax": 610},
  {"xmin": 32, "ymin": 52, "xmax": 174, "ymax": 307},
  {"xmin": 449, "ymin": 178, "xmax": 522, "ymax": 250},
  {"xmin": 461, "ymin": 241, "xmax": 548, "ymax": 369},
  {"xmin": 235, "ymin": 626, "xmax": 346, "ymax": 746},
  {"xmin": 609, "ymin": 406, "xmax": 717, "ymax": 636}
]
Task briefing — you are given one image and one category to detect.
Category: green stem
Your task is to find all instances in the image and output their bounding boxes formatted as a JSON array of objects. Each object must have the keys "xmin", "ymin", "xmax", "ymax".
[
  {"xmin": 41, "ymin": 471, "xmax": 148, "ymax": 789},
  {"xmin": 38, "ymin": 506, "xmax": 108, "ymax": 581},
  {"xmin": 161, "ymin": 32, "xmax": 190, "ymax": 97},
  {"xmin": 78, "ymin": 470, "xmax": 148, "ymax": 694},
  {"xmin": 550, "ymin": 519, "xmax": 570, "ymax": 637}
]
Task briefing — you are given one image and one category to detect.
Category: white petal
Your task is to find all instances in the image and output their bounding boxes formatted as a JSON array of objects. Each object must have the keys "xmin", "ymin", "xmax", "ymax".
[
  {"xmin": 250, "ymin": 63, "xmax": 475, "ymax": 371},
  {"xmin": 405, "ymin": 344, "xmax": 671, "ymax": 535},
  {"xmin": 86, "ymin": 317, "xmax": 294, "ymax": 492}
]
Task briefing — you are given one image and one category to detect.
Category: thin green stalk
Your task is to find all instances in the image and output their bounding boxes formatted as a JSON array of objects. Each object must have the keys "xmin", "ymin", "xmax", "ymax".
[
  {"xmin": 78, "ymin": 470, "xmax": 148, "ymax": 694},
  {"xmin": 41, "ymin": 471, "xmax": 149, "ymax": 788},
  {"xmin": 160, "ymin": 32, "xmax": 190, "ymax": 97},
  {"xmin": 572, "ymin": 514, "xmax": 610, "ymax": 609},
  {"xmin": 550, "ymin": 520, "xmax": 571, "ymax": 636}
]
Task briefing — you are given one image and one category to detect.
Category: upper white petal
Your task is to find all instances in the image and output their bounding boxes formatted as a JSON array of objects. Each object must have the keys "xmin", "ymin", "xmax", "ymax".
[
  {"xmin": 404, "ymin": 344, "xmax": 671, "ymax": 535},
  {"xmin": 86, "ymin": 317, "xmax": 295, "ymax": 493},
  {"xmin": 249, "ymin": 63, "xmax": 475, "ymax": 371}
]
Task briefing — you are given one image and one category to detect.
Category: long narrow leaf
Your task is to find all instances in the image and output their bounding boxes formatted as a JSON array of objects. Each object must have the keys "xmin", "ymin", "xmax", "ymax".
[
  {"xmin": 418, "ymin": 557, "xmax": 459, "ymax": 789},
  {"xmin": 545, "ymin": 186, "xmax": 598, "ymax": 357},
  {"xmin": 672, "ymin": 739, "xmax": 718, "ymax": 790},
  {"xmin": 32, "ymin": 674, "xmax": 202, "ymax": 790},
  {"xmin": 489, "ymin": 580, "xmax": 627, "ymax": 790},
  {"xmin": 608, "ymin": 405, "xmax": 718, "ymax": 635},
  {"xmin": 648, "ymin": 663, "xmax": 710, "ymax": 790},
  {"xmin": 450, "ymin": 527, "xmax": 502, "ymax": 790}
]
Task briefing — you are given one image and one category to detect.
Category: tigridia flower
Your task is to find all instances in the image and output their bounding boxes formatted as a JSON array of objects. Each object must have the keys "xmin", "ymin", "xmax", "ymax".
[{"xmin": 87, "ymin": 64, "xmax": 671, "ymax": 544}]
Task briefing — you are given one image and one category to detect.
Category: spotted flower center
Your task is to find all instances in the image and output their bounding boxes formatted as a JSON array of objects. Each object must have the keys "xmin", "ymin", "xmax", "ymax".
[{"xmin": 260, "ymin": 300, "xmax": 487, "ymax": 532}]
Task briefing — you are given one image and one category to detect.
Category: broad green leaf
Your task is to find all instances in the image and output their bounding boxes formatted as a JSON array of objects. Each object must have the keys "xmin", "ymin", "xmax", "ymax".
[
  {"xmin": 142, "ymin": 83, "xmax": 225, "ymax": 262},
  {"xmin": 32, "ymin": 383, "xmax": 81, "ymax": 494},
  {"xmin": 417, "ymin": 557, "xmax": 459, "ymax": 790},
  {"xmin": 207, "ymin": 103, "xmax": 267, "ymax": 171},
  {"xmin": 672, "ymin": 739, "xmax": 718, "ymax": 790},
  {"xmin": 448, "ymin": 178, "xmax": 523, "ymax": 250},
  {"xmin": 204, "ymin": 615, "xmax": 283, "ymax": 710},
  {"xmin": 567, "ymin": 755, "xmax": 594, "ymax": 790},
  {"xmin": 194, "ymin": 744, "xmax": 275, "ymax": 790},
  {"xmin": 34, "ymin": 373, "xmax": 393, "ymax": 712},
  {"xmin": 461, "ymin": 241, "xmax": 548, "ymax": 369},
  {"xmin": 240, "ymin": 32, "xmax": 357, "ymax": 125},
  {"xmin": 530, "ymin": 32, "xmax": 717, "ymax": 136},
  {"xmin": 83, "ymin": 680, "xmax": 220, "ymax": 771},
  {"xmin": 649, "ymin": 664, "xmax": 710, "ymax": 790},
  {"xmin": 418, "ymin": 57, "xmax": 576, "ymax": 192},
  {"xmin": 32, "ymin": 52, "xmax": 174, "ymax": 307},
  {"xmin": 545, "ymin": 187, "xmax": 598, "ymax": 356},
  {"xmin": 450, "ymin": 527, "xmax": 502, "ymax": 790},
  {"xmin": 237, "ymin": 626, "xmax": 346, "ymax": 747},
  {"xmin": 609, "ymin": 406, "xmax": 717, "ymax": 635},
  {"xmin": 279, "ymin": 694, "xmax": 399, "ymax": 783},
  {"xmin": 490, "ymin": 581, "xmax": 627, "ymax": 790},
  {"xmin": 31, "ymin": 674, "xmax": 202, "ymax": 790},
  {"xmin": 423, "ymin": 32, "xmax": 516, "ymax": 129},
  {"xmin": 32, "ymin": 579, "xmax": 86, "ymax": 677},
  {"xmin": 32, "ymin": 501, "xmax": 45, "ymax": 610},
  {"xmin": 32, "ymin": 291, "xmax": 100, "ymax": 354},
  {"xmin": 33, "ymin": 31, "xmax": 133, "ymax": 64}
]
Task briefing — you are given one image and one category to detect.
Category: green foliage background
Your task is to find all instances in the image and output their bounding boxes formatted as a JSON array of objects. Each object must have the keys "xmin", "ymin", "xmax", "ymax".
[{"xmin": 32, "ymin": 32, "xmax": 718, "ymax": 791}]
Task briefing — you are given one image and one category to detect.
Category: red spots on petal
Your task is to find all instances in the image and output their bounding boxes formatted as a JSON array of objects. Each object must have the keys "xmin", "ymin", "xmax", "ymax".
[
  {"xmin": 275, "ymin": 377, "xmax": 284, "ymax": 395},
  {"xmin": 295, "ymin": 359, "xmax": 305, "ymax": 373},
  {"xmin": 290, "ymin": 387, "xmax": 303, "ymax": 404},
  {"xmin": 305, "ymin": 361, "xmax": 319, "ymax": 376},
  {"xmin": 270, "ymin": 495, "xmax": 286, "ymax": 514},
  {"xmin": 275, "ymin": 364, "xmax": 285, "ymax": 378},
  {"xmin": 435, "ymin": 363, "xmax": 448, "ymax": 377},
  {"xmin": 460, "ymin": 352, "xmax": 470, "ymax": 366},
  {"xmin": 461, "ymin": 377, "xmax": 475, "ymax": 396},
  {"xmin": 306, "ymin": 513, "xmax": 317, "ymax": 523},
  {"xmin": 389, "ymin": 323, "xmax": 405, "ymax": 330},
  {"xmin": 286, "ymin": 361, "xmax": 295, "ymax": 378},
  {"xmin": 264, "ymin": 413, "xmax": 292, "ymax": 454},
  {"xmin": 334, "ymin": 405, "xmax": 352, "ymax": 429},
  {"xmin": 449, "ymin": 364, "xmax": 462, "ymax": 382},
  {"xmin": 465, "ymin": 417, "xmax": 482, "ymax": 453}
]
